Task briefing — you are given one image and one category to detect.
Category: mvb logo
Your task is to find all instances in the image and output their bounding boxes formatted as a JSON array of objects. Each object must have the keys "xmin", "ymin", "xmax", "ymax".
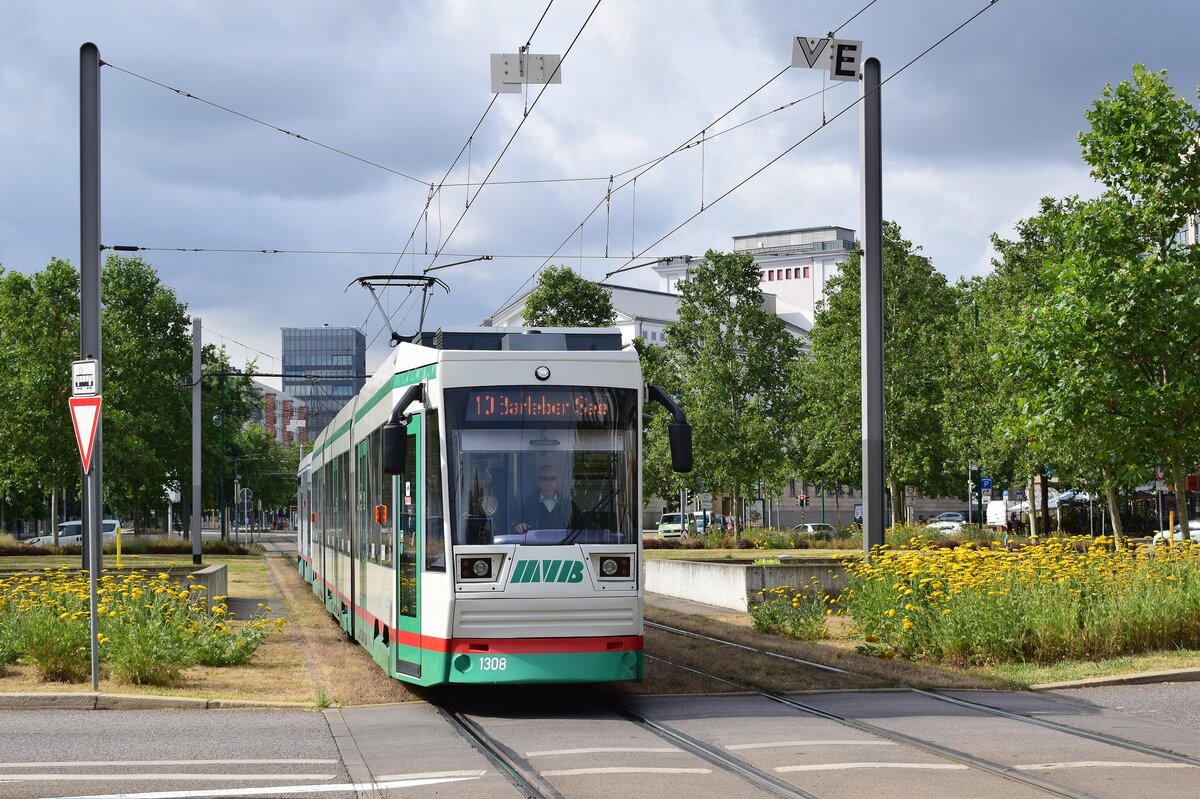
[{"xmin": 511, "ymin": 559, "xmax": 584, "ymax": 584}]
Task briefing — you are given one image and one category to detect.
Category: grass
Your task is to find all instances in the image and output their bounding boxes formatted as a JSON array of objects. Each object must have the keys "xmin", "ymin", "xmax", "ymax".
[{"xmin": 991, "ymin": 650, "xmax": 1200, "ymax": 687}]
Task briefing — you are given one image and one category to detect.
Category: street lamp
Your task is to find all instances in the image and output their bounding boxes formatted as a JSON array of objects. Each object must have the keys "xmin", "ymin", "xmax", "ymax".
[{"xmin": 213, "ymin": 408, "xmax": 225, "ymax": 541}]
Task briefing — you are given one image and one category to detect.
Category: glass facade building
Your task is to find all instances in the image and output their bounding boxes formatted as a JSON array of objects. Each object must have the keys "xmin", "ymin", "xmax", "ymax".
[{"xmin": 281, "ymin": 326, "xmax": 367, "ymax": 439}]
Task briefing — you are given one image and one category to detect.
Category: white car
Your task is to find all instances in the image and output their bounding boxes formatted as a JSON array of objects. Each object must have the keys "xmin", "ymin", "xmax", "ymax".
[
  {"xmin": 30, "ymin": 519, "xmax": 122, "ymax": 547},
  {"xmin": 793, "ymin": 522, "xmax": 837, "ymax": 537},
  {"xmin": 1152, "ymin": 519, "xmax": 1200, "ymax": 544},
  {"xmin": 924, "ymin": 520, "xmax": 963, "ymax": 535}
]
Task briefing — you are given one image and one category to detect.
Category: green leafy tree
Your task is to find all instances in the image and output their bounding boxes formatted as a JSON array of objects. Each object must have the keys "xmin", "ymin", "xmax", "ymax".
[
  {"xmin": 234, "ymin": 424, "xmax": 301, "ymax": 514},
  {"xmin": 796, "ymin": 223, "xmax": 958, "ymax": 524},
  {"xmin": 0, "ymin": 260, "xmax": 81, "ymax": 535},
  {"xmin": 201, "ymin": 346, "xmax": 259, "ymax": 531},
  {"xmin": 1003, "ymin": 67, "xmax": 1200, "ymax": 539},
  {"xmin": 659, "ymin": 249, "xmax": 801, "ymax": 534},
  {"xmin": 522, "ymin": 266, "xmax": 617, "ymax": 327},
  {"xmin": 101, "ymin": 255, "xmax": 193, "ymax": 533}
]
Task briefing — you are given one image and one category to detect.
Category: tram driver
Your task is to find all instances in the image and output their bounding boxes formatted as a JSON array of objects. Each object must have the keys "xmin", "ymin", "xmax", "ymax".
[{"xmin": 513, "ymin": 464, "xmax": 575, "ymax": 534}]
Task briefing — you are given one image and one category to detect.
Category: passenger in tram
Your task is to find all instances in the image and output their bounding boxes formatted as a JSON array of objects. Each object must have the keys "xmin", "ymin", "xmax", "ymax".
[{"xmin": 513, "ymin": 464, "xmax": 575, "ymax": 533}]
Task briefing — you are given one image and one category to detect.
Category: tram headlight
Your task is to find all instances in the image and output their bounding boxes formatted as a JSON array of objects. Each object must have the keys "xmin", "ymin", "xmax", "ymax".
[
  {"xmin": 460, "ymin": 557, "xmax": 493, "ymax": 580},
  {"xmin": 599, "ymin": 556, "xmax": 631, "ymax": 578}
]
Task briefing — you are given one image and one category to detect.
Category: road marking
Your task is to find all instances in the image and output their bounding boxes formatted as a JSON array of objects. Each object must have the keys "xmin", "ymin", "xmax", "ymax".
[
  {"xmin": 44, "ymin": 773, "xmax": 481, "ymax": 799},
  {"xmin": 728, "ymin": 740, "xmax": 896, "ymax": 751},
  {"xmin": 776, "ymin": 762, "xmax": 969, "ymax": 773},
  {"xmin": 0, "ymin": 759, "xmax": 337, "ymax": 769},
  {"xmin": 541, "ymin": 767, "xmax": 712, "ymax": 776},
  {"xmin": 527, "ymin": 747, "xmax": 681, "ymax": 757},
  {"xmin": 1, "ymin": 774, "xmax": 335, "ymax": 783},
  {"xmin": 1016, "ymin": 761, "xmax": 1195, "ymax": 771}
]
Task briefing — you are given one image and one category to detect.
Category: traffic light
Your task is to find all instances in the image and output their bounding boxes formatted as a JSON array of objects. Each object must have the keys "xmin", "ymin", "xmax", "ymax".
[
  {"xmin": 685, "ymin": 489, "xmax": 694, "ymax": 506},
  {"xmin": 798, "ymin": 495, "xmax": 807, "ymax": 506}
]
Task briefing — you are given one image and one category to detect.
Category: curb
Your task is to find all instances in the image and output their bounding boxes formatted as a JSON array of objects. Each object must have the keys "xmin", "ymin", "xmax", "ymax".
[
  {"xmin": 1032, "ymin": 668, "xmax": 1200, "ymax": 690},
  {"xmin": 0, "ymin": 692, "xmax": 312, "ymax": 710}
]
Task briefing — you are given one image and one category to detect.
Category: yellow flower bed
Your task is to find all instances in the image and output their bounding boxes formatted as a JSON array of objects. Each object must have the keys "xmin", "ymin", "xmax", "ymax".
[
  {"xmin": 0, "ymin": 567, "xmax": 283, "ymax": 684},
  {"xmin": 838, "ymin": 536, "xmax": 1200, "ymax": 665}
]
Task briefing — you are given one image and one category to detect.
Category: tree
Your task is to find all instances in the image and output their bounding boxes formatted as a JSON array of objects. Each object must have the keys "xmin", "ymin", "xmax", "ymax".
[
  {"xmin": 1003, "ymin": 67, "xmax": 1200, "ymax": 539},
  {"xmin": 659, "ymin": 249, "xmax": 801, "ymax": 534},
  {"xmin": 0, "ymin": 260, "xmax": 82, "ymax": 537},
  {"xmin": 100, "ymin": 256, "xmax": 193, "ymax": 533},
  {"xmin": 522, "ymin": 266, "xmax": 617, "ymax": 327},
  {"xmin": 201, "ymin": 346, "xmax": 259, "ymax": 530},
  {"xmin": 796, "ymin": 222, "xmax": 959, "ymax": 524}
]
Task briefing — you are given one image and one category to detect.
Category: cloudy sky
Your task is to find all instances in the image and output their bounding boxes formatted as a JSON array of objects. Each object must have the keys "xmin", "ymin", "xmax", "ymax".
[{"xmin": 2, "ymin": 0, "xmax": 1197, "ymax": 385}]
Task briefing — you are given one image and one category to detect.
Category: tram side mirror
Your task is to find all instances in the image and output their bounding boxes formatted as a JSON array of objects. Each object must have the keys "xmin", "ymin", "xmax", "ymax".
[
  {"xmin": 668, "ymin": 422, "xmax": 693, "ymax": 473},
  {"xmin": 382, "ymin": 422, "xmax": 408, "ymax": 476}
]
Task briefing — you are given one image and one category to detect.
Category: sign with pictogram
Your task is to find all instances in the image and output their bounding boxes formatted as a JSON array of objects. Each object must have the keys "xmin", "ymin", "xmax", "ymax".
[
  {"xmin": 71, "ymin": 359, "xmax": 98, "ymax": 396},
  {"xmin": 791, "ymin": 36, "xmax": 863, "ymax": 81},
  {"xmin": 69, "ymin": 396, "xmax": 103, "ymax": 473}
]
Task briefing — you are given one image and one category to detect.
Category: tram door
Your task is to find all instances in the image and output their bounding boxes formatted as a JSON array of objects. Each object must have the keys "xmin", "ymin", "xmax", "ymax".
[{"xmin": 394, "ymin": 415, "xmax": 422, "ymax": 678}]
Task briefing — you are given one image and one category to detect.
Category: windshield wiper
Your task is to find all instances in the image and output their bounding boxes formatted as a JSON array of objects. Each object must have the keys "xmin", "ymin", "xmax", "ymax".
[{"xmin": 562, "ymin": 486, "xmax": 623, "ymax": 545}]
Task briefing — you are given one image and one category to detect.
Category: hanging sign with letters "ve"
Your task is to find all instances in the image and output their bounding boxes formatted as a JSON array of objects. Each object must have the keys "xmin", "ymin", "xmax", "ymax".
[{"xmin": 792, "ymin": 37, "xmax": 863, "ymax": 82}]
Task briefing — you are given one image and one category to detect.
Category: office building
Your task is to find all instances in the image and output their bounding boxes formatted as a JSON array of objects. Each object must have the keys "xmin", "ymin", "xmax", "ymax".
[{"xmin": 281, "ymin": 326, "xmax": 366, "ymax": 439}]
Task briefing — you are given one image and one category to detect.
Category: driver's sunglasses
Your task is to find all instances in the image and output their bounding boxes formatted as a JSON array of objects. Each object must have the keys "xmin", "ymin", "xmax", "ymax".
[{"xmin": 538, "ymin": 476, "xmax": 557, "ymax": 482}]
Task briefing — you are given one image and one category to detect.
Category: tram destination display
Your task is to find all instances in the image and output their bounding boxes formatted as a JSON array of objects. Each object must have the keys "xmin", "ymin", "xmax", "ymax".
[{"xmin": 465, "ymin": 387, "xmax": 613, "ymax": 424}]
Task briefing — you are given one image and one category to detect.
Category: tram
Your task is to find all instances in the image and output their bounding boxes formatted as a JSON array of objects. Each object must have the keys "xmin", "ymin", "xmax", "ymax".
[{"xmin": 296, "ymin": 327, "xmax": 691, "ymax": 686}]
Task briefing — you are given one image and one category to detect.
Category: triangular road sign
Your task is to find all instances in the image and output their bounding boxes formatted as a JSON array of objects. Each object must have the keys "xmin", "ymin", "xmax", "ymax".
[{"xmin": 69, "ymin": 396, "xmax": 103, "ymax": 473}]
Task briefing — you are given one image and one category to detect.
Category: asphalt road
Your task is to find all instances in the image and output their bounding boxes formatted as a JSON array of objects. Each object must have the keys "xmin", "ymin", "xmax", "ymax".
[{"xmin": 1, "ymin": 685, "xmax": 1197, "ymax": 799}]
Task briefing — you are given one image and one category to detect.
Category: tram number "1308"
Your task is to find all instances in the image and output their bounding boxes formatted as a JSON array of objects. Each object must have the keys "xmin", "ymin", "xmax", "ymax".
[{"xmin": 479, "ymin": 656, "xmax": 508, "ymax": 671}]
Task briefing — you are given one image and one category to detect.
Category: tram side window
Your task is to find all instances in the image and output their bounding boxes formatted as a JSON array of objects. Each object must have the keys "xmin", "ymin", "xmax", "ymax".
[
  {"xmin": 356, "ymin": 439, "xmax": 372, "ymax": 562},
  {"xmin": 379, "ymin": 430, "xmax": 394, "ymax": 566},
  {"xmin": 340, "ymin": 452, "xmax": 351, "ymax": 555},
  {"xmin": 312, "ymin": 468, "xmax": 324, "ymax": 549},
  {"xmin": 425, "ymin": 410, "xmax": 445, "ymax": 572},
  {"xmin": 398, "ymin": 428, "xmax": 418, "ymax": 617}
]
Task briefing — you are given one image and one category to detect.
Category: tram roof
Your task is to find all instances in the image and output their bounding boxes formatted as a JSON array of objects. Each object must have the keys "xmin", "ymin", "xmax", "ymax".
[{"xmin": 410, "ymin": 327, "xmax": 624, "ymax": 352}]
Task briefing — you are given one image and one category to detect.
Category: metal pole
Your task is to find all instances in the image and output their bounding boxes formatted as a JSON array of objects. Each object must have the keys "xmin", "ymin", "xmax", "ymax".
[
  {"xmin": 191, "ymin": 318, "xmax": 202, "ymax": 564},
  {"xmin": 860, "ymin": 57, "xmax": 885, "ymax": 557},
  {"xmin": 219, "ymin": 372, "xmax": 227, "ymax": 540},
  {"xmin": 79, "ymin": 41, "xmax": 102, "ymax": 693}
]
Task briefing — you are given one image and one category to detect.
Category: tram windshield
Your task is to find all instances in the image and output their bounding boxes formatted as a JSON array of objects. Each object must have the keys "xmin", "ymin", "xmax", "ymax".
[{"xmin": 444, "ymin": 385, "xmax": 638, "ymax": 547}]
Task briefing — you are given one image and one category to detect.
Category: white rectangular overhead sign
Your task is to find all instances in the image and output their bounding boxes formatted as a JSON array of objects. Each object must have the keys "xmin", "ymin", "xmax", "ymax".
[
  {"xmin": 792, "ymin": 37, "xmax": 863, "ymax": 82},
  {"xmin": 490, "ymin": 53, "xmax": 563, "ymax": 93},
  {"xmin": 72, "ymin": 359, "xmax": 98, "ymax": 396}
]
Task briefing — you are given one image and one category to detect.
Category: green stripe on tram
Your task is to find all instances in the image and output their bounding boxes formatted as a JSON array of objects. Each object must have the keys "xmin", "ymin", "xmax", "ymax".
[{"xmin": 447, "ymin": 650, "xmax": 643, "ymax": 684}]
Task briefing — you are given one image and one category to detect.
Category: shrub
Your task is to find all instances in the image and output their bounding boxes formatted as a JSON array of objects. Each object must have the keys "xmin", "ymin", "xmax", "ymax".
[
  {"xmin": 0, "ymin": 568, "xmax": 281, "ymax": 684},
  {"xmin": 840, "ymin": 536, "xmax": 1200, "ymax": 665},
  {"xmin": 749, "ymin": 584, "xmax": 828, "ymax": 640}
]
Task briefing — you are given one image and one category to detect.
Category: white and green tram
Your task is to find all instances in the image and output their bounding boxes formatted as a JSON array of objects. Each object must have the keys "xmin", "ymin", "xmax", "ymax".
[{"xmin": 296, "ymin": 327, "xmax": 691, "ymax": 686}]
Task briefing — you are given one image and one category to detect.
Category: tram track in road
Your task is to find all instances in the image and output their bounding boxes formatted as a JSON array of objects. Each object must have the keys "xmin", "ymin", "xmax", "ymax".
[
  {"xmin": 641, "ymin": 649, "xmax": 1102, "ymax": 799},
  {"xmin": 431, "ymin": 697, "xmax": 566, "ymax": 799},
  {"xmin": 648, "ymin": 620, "xmax": 1200, "ymax": 772}
]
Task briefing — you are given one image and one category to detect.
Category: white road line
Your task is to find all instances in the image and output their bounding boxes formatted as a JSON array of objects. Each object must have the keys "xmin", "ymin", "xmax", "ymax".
[
  {"xmin": 6, "ymin": 774, "xmax": 335, "ymax": 783},
  {"xmin": 727, "ymin": 741, "xmax": 896, "ymax": 751},
  {"xmin": 776, "ymin": 762, "xmax": 969, "ymax": 773},
  {"xmin": 540, "ymin": 767, "xmax": 712, "ymax": 776},
  {"xmin": 526, "ymin": 747, "xmax": 681, "ymax": 757},
  {"xmin": 1016, "ymin": 761, "xmax": 1196, "ymax": 771},
  {"xmin": 0, "ymin": 760, "xmax": 337, "ymax": 769},
  {"xmin": 44, "ymin": 774, "xmax": 481, "ymax": 799}
]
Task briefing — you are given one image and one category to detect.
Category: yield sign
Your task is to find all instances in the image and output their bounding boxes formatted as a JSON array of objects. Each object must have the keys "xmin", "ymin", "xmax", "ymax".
[{"xmin": 69, "ymin": 396, "xmax": 103, "ymax": 473}]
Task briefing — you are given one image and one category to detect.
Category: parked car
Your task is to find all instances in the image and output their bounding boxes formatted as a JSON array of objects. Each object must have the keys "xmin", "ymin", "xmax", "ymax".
[
  {"xmin": 1152, "ymin": 519, "xmax": 1200, "ymax": 544},
  {"xmin": 923, "ymin": 520, "xmax": 963, "ymax": 535},
  {"xmin": 690, "ymin": 511, "xmax": 710, "ymax": 534},
  {"xmin": 933, "ymin": 512, "xmax": 965, "ymax": 523},
  {"xmin": 793, "ymin": 522, "xmax": 837, "ymax": 538},
  {"xmin": 657, "ymin": 513, "xmax": 694, "ymax": 539},
  {"xmin": 30, "ymin": 519, "xmax": 122, "ymax": 547}
]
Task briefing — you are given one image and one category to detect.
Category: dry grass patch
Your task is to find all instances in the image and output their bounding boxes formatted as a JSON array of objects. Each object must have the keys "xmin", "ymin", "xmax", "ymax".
[{"xmin": 262, "ymin": 553, "xmax": 415, "ymax": 706}]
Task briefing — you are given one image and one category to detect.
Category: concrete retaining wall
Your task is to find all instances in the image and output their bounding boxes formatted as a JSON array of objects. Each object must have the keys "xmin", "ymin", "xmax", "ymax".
[
  {"xmin": 645, "ymin": 557, "xmax": 846, "ymax": 612},
  {"xmin": 183, "ymin": 564, "xmax": 227, "ymax": 604}
]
